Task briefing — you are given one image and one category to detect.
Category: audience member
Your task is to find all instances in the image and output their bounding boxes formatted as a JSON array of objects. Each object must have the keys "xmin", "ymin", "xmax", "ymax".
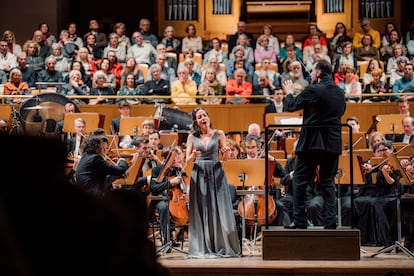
[
  {"xmin": 202, "ymin": 37, "xmax": 228, "ymax": 65},
  {"xmin": 280, "ymin": 34, "xmax": 303, "ymax": 61},
  {"xmin": 160, "ymin": 25, "xmax": 181, "ymax": 55},
  {"xmin": 128, "ymin": 31, "xmax": 157, "ymax": 66},
  {"xmin": 87, "ymin": 19, "xmax": 108, "ymax": 52},
  {"xmin": 0, "ymin": 39, "xmax": 17, "ymax": 76},
  {"xmin": 103, "ymin": 33, "xmax": 127, "ymax": 64},
  {"xmin": 355, "ymin": 33, "xmax": 380, "ymax": 61},
  {"xmin": 228, "ymin": 20, "xmax": 255, "ymax": 53},
  {"xmin": 33, "ymin": 27, "xmax": 51, "ymax": 59},
  {"xmin": 61, "ymin": 69, "xmax": 89, "ymax": 104},
  {"xmin": 113, "ymin": 22, "xmax": 131, "ymax": 53},
  {"xmin": 329, "ymin": 22, "xmax": 352, "ymax": 62},
  {"xmin": 225, "ymin": 68, "xmax": 252, "ymax": 104},
  {"xmin": 67, "ymin": 22, "xmax": 84, "ymax": 50},
  {"xmin": 392, "ymin": 63, "xmax": 414, "ymax": 101},
  {"xmin": 256, "ymin": 24, "xmax": 280, "ymax": 57},
  {"xmin": 254, "ymin": 34, "xmax": 278, "ymax": 64},
  {"xmin": 3, "ymin": 68, "xmax": 29, "ymax": 104},
  {"xmin": 197, "ymin": 66, "xmax": 224, "ymax": 104},
  {"xmin": 14, "ymin": 52, "xmax": 36, "ymax": 88},
  {"xmin": 353, "ymin": 17, "xmax": 381, "ymax": 49},
  {"xmin": 83, "ymin": 32, "xmax": 103, "ymax": 61},
  {"xmin": 338, "ymin": 65, "xmax": 362, "ymax": 102},
  {"xmin": 89, "ymin": 70, "xmax": 116, "ymax": 104},
  {"xmin": 141, "ymin": 63, "xmax": 171, "ymax": 104},
  {"xmin": 137, "ymin": 18, "xmax": 158, "ymax": 48},
  {"xmin": 182, "ymin": 23, "xmax": 203, "ymax": 53},
  {"xmin": 230, "ymin": 33, "xmax": 254, "ymax": 65},
  {"xmin": 2, "ymin": 30, "xmax": 22, "ymax": 57},
  {"xmin": 116, "ymin": 72, "xmax": 141, "ymax": 105},
  {"xmin": 171, "ymin": 65, "xmax": 197, "ymax": 104}
]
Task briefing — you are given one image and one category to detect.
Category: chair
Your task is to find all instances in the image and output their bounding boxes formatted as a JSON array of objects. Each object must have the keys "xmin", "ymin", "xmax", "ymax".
[{"xmin": 138, "ymin": 64, "xmax": 149, "ymax": 81}]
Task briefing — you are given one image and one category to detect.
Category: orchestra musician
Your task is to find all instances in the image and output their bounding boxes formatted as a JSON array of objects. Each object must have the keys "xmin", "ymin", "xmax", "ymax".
[
  {"xmin": 74, "ymin": 135, "xmax": 129, "ymax": 197},
  {"xmin": 55, "ymin": 102, "xmax": 76, "ymax": 143},
  {"xmin": 355, "ymin": 140, "xmax": 400, "ymax": 250},
  {"xmin": 385, "ymin": 116, "xmax": 414, "ymax": 143},
  {"xmin": 110, "ymin": 99, "xmax": 131, "ymax": 135},
  {"xmin": 399, "ymin": 134, "xmax": 414, "ymax": 252},
  {"xmin": 241, "ymin": 134, "xmax": 290, "ymax": 227},
  {"xmin": 149, "ymin": 146, "xmax": 187, "ymax": 247}
]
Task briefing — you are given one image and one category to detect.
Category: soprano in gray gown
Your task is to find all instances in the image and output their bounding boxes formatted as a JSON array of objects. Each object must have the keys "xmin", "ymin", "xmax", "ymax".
[{"xmin": 186, "ymin": 107, "xmax": 241, "ymax": 258}]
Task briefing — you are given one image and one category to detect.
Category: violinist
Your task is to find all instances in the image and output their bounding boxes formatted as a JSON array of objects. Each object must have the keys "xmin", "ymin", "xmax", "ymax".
[
  {"xmin": 355, "ymin": 140, "xmax": 400, "ymax": 250},
  {"xmin": 74, "ymin": 135, "xmax": 129, "ymax": 197},
  {"xmin": 149, "ymin": 146, "xmax": 186, "ymax": 247}
]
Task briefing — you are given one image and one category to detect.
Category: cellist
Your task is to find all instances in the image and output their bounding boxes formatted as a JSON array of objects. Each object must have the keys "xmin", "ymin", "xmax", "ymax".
[
  {"xmin": 149, "ymin": 146, "xmax": 188, "ymax": 247},
  {"xmin": 240, "ymin": 134, "xmax": 288, "ymax": 227}
]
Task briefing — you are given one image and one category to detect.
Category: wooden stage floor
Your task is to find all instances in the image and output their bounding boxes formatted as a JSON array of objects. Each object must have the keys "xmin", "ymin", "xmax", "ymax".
[{"xmin": 156, "ymin": 237, "xmax": 414, "ymax": 275}]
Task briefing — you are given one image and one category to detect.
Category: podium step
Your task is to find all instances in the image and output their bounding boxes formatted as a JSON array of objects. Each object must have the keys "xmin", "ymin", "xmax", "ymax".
[{"xmin": 262, "ymin": 226, "xmax": 360, "ymax": 260}]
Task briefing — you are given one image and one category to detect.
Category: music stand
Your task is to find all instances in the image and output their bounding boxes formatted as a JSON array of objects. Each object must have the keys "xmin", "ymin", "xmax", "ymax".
[
  {"xmin": 119, "ymin": 117, "xmax": 154, "ymax": 137},
  {"xmin": 336, "ymin": 154, "xmax": 366, "ymax": 227},
  {"xmin": 154, "ymin": 151, "xmax": 188, "ymax": 256},
  {"xmin": 341, "ymin": 132, "xmax": 367, "ymax": 151},
  {"xmin": 63, "ymin": 112, "xmax": 102, "ymax": 134},
  {"xmin": 376, "ymin": 114, "xmax": 406, "ymax": 141},
  {"xmin": 371, "ymin": 153, "xmax": 414, "ymax": 258},
  {"xmin": 222, "ymin": 159, "xmax": 273, "ymax": 255}
]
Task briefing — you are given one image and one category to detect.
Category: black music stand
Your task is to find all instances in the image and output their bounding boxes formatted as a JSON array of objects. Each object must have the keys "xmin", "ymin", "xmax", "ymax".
[
  {"xmin": 371, "ymin": 153, "xmax": 414, "ymax": 258},
  {"xmin": 336, "ymin": 154, "xmax": 366, "ymax": 227},
  {"xmin": 153, "ymin": 151, "xmax": 188, "ymax": 256},
  {"xmin": 222, "ymin": 159, "xmax": 271, "ymax": 255}
]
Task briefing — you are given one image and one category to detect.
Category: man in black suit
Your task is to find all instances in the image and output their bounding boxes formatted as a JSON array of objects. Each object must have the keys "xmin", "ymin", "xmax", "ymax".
[
  {"xmin": 228, "ymin": 21, "xmax": 255, "ymax": 54},
  {"xmin": 283, "ymin": 60, "xmax": 346, "ymax": 229}
]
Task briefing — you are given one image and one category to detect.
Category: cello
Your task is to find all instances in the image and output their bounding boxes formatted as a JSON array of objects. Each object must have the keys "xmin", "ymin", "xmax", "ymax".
[
  {"xmin": 236, "ymin": 159, "xmax": 277, "ymax": 226},
  {"xmin": 154, "ymin": 148, "xmax": 190, "ymax": 227},
  {"xmin": 168, "ymin": 167, "xmax": 190, "ymax": 227}
]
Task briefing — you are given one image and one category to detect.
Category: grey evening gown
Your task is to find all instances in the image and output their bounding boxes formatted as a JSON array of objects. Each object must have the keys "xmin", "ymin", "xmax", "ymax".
[{"xmin": 187, "ymin": 131, "xmax": 241, "ymax": 258}]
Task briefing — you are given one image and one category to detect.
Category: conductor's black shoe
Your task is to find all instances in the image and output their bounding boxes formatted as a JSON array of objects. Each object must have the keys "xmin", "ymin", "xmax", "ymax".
[{"xmin": 284, "ymin": 222, "xmax": 307, "ymax": 229}]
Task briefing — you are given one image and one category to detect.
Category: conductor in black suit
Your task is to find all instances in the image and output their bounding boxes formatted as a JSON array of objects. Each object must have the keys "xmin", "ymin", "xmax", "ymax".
[{"xmin": 283, "ymin": 60, "xmax": 346, "ymax": 229}]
